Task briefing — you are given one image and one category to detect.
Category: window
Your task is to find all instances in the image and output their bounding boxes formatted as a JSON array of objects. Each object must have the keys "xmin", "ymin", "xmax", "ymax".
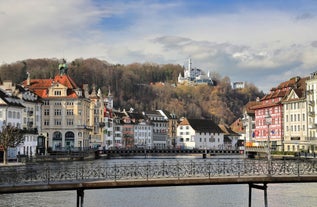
[
  {"xmin": 44, "ymin": 120, "xmax": 49, "ymax": 126},
  {"xmin": 54, "ymin": 90, "xmax": 61, "ymax": 96},
  {"xmin": 43, "ymin": 100, "xmax": 49, "ymax": 105},
  {"xmin": 54, "ymin": 119, "xmax": 61, "ymax": 125},
  {"xmin": 67, "ymin": 119, "xmax": 74, "ymax": 126},
  {"xmin": 54, "ymin": 109, "xmax": 62, "ymax": 116},
  {"xmin": 44, "ymin": 109, "xmax": 49, "ymax": 116},
  {"xmin": 66, "ymin": 109, "xmax": 74, "ymax": 115},
  {"xmin": 66, "ymin": 101, "xmax": 74, "ymax": 105},
  {"xmin": 54, "ymin": 102, "xmax": 61, "ymax": 106}
]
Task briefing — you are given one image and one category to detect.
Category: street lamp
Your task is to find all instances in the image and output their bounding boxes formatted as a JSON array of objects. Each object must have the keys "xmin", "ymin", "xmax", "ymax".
[
  {"xmin": 265, "ymin": 110, "xmax": 272, "ymax": 174},
  {"xmin": 242, "ymin": 115, "xmax": 248, "ymax": 159}
]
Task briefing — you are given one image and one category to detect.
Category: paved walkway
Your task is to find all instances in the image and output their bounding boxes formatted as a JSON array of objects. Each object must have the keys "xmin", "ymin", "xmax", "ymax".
[{"xmin": 0, "ymin": 162, "xmax": 25, "ymax": 167}]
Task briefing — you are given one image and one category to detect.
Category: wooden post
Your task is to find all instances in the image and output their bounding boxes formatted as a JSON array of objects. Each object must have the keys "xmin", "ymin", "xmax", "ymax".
[
  {"xmin": 249, "ymin": 183, "xmax": 268, "ymax": 207},
  {"xmin": 264, "ymin": 183, "xmax": 268, "ymax": 207},
  {"xmin": 248, "ymin": 183, "xmax": 252, "ymax": 207},
  {"xmin": 77, "ymin": 189, "xmax": 84, "ymax": 207}
]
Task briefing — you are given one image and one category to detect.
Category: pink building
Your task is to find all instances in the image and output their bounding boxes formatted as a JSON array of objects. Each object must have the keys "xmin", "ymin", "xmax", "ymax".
[{"xmin": 251, "ymin": 77, "xmax": 306, "ymax": 150}]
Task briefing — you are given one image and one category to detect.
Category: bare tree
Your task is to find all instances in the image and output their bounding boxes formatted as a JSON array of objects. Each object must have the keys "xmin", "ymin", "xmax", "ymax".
[{"xmin": 0, "ymin": 125, "xmax": 24, "ymax": 165}]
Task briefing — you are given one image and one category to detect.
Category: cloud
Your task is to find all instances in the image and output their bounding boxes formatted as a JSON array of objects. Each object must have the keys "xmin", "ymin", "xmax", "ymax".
[
  {"xmin": 295, "ymin": 12, "xmax": 315, "ymax": 21},
  {"xmin": 1, "ymin": 0, "xmax": 317, "ymax": 93}
]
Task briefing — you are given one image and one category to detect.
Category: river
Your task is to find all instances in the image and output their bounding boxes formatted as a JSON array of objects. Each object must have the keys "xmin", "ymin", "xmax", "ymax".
[{"xmin": 0, "ymin": 156, "xmax": 317, "ymax": 207}]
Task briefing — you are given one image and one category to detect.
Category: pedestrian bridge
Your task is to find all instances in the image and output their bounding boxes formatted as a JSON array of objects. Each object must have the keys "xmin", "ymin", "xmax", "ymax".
[
  {"xmin": 1, "ymin": 158, "xmax": 317, "ymax": 207},
  {"xmin": 102, "ymin": 148, "xmax": 240, "ymax": 157}
]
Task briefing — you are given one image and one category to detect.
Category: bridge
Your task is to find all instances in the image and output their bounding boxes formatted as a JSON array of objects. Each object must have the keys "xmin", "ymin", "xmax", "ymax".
[
  {"xmin": 102, "ymin": 148, "xmax": 240, "ymax": 158},
  {"xmin": 1, "ymin": 158, "xmax": 317, "ymax": 207}
]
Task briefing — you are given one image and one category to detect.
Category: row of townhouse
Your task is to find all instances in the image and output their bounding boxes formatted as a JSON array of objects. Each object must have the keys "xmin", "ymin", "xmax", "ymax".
[
  {"xmin": 103, "ymin": 107, "xmax": 175, "ymax": 149},
  {"xmin": 103, "ymin": 102, "xmax": 241, "ymax": 150},
  {"xmin": 0, "ymin": 62, "xmax": 105, "ymax": 160},
  {"xmin": 0, "ymin": 60, "xmax": 242, "ymax": 160},
  {"xmin": 242, "ymin": 73, "xmax": 317, "ymax": 153}
]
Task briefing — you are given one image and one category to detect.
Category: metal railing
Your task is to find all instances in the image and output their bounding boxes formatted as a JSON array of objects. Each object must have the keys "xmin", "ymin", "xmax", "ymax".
[{"xmin": 0, "ymin": 159, "xmax": 316, "ymax": 187}]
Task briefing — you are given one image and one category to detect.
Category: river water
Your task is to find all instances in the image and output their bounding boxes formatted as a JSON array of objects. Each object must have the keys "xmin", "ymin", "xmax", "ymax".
[{"xmin": 1, "ymin": 156, "xmax": 317, "ymax": 207}]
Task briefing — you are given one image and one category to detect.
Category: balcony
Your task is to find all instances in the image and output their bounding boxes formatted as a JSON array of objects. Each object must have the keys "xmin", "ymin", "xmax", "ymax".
[
  {"xmin": 77, "ymin": 125, "xmax": 93, "ymax": 130},
  {"xmin": 27, "ymin": 110, "xmax": 34, "ymax": 116},
  {"xmin": 306, "ymin": 89, "xmax": 314, "ymax": 94},
  {"xmin": 309, "ymin": 124, "xmax": 317, "ymax": 129},
  {"xmin": 27, "ymin": 121, "xmax": 33, "ymax": 128},
  {"xmin": 22, "ymin": 127, "xmax": 38, "ymax": 134},
  {"xmin": 309, "ymin": 100, "xmax": 315, "ymax": 106}
]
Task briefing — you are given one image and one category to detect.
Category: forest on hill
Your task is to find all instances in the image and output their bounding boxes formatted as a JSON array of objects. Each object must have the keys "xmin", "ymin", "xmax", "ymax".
[{"xmin": 0, "ymin": 58, "xmax": 264, "ymax": 124}]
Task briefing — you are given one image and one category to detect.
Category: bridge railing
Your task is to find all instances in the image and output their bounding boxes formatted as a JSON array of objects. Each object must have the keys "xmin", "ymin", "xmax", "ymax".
[{"xmin": 0, "ymin": 159, "xmax": 317, "ymax": 187}]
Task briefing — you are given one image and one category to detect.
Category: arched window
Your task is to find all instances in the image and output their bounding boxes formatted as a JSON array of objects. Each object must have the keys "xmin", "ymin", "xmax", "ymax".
[
  {"xmin": 65, "ymin": 131, "xmax": 75, "ymax": 149},
  {"xmin": 53, "ymin": 131, "xmax": 62, "ymax": 140},
  {"xmin": 65, "ymin": 131, "xmax": 75, "ymax": 139}
]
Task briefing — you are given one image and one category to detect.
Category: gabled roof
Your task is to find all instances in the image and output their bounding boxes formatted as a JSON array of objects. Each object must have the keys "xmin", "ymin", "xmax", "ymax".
[
  {"xmin": 252, "ymin": 76, "xmax": 307, "ymax": 110},
  {"xmin": 244, "ymin": 101, "xmax": 261, "ymax": 115},
  {"xmin": 128, "ymin": 112, "xmax": 146, "ymax": 120},
  {"xmin": 54, "ymin": 74, "xmax": 78, "ymax": 89},
  {"xmin": 230, "ymin": 118, "xmax": 244, "ymax": 134},
  {"xmin": 113, "ymin": 111, "xmax": 127, "ymax": 119},
  {"xmin": 282, "ymin": 87, "xmax": 306, "ymax": 103},
  {"xmin": 219, "ymin": 124, "xmax": 241, "ymax": 136},
  {"xmin": 181, "ymin": 118, "xmax": 224, "ymax": 134},
  {"xmin": 0, "ymin": 89, "xmax": 24, "ymax": 108},
  {"xmin": 22, "ymin": 74, "xmax": 80, "ymax": 99}
]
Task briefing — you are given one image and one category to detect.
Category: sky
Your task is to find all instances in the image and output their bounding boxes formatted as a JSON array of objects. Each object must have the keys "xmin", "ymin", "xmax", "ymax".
[{"xmin": 1, "ymin": 0, "xmax": 317, "ymax": 93}]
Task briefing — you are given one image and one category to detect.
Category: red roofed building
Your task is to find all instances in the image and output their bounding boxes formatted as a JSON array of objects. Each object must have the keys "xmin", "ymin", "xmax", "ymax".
[
  {"xmin": 251, "ymin": 76, "xmax": 306, "ymax": 151},
  {"xmin": 21, "ymin": 61, "xmax": 104, "ymax": 151}
]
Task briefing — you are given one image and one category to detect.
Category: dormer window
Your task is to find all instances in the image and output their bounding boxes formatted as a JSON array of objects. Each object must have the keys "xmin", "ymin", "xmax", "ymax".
[{"xmin": 54, "ymin": 90, "xmax": 61, "ymax": 96}]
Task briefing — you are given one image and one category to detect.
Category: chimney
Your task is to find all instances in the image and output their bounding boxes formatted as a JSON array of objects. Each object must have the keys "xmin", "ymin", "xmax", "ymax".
[{"xmin": 26, "ymin": 72, "xmax": 30, "ymax": 86}]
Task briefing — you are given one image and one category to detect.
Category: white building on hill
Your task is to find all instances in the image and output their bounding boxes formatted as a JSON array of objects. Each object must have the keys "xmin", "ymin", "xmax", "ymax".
[{"xmin": 178, "ymin": 58, "xmax": 213, "ymax": 85}]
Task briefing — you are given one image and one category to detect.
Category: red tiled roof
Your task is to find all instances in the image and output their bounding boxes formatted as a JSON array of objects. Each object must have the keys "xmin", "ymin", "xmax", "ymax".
[
  {"xmin": 244, "ymin": 101, "xmax": 261, "ymax": 114},
  {"xmin": 179, "ymin": 118, "xmax": 190, "ymax": 125},
  {"xmin": 54, "ymin": 74, "xmax": 78, "ymax": 89},
  {"xmin": 22, "ymin": 74, "xmax": 80, "ymax": 99},
  {"xmin": 230, "ymin": 118, "xmax": 244, "ymax": 134}
]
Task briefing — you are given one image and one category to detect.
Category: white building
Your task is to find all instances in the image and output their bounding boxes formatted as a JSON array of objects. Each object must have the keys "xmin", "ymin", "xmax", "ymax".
[
  {"xmin": 178, "ymin": 58, "xmax": 213, "ymax": 85},
  {"xmin": 177, "ymin": 118, "xmax": 224, "ymax": 149},
  {"xmin": 305, "ymin": 72, "xmax": 317, "ymax": 152},
  {"xmin": 0, "ymin": 87, "xmax": 25, "ymax": 160},
  {"xmin": 134, "ymin": 120, "xmax": 153, "ymax": 149},
  {"xmin": 145, "ymin": 110, "xmax": 168, "ymax": 149},
  {"xmin": 282, "ymin": 87, "xmax": 308, "ymax": 152}
]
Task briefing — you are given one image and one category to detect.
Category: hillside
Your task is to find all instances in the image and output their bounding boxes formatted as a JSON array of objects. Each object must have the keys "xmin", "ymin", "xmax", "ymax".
[{"xmin": 0, "ymin": 58, "xmax": 264, "ymax": 124}]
